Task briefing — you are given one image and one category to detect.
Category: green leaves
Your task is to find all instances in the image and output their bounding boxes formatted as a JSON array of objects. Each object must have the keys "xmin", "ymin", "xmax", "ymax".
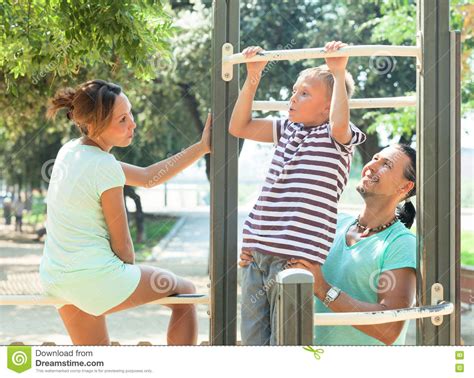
[
  {"xmin": 365, "ymin": 4, "xmax": 416, "ymax": 45},
  {"xmin": 363, "ymin": 97, "xmax": 416, "ymax": 140},
  {"xmin": 0, "ymin": 0, "xmax": 174, "ymax": 86},
  {"xmin": 0, "ymin": 0, "xmax": 177, "ymax": 189}
]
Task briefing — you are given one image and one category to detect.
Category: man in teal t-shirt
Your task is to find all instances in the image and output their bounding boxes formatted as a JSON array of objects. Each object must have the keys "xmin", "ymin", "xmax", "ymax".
[
  {"xmin": 313, "ymin": 213, "xmax": 416, "ymax": 345},
  {"xmin": 289, "ymin": 144, "xmax": 418, "ymax": 345},
  {"xmin": 240, "ymin": 144, "xmax": 418, "ymax": 345}
]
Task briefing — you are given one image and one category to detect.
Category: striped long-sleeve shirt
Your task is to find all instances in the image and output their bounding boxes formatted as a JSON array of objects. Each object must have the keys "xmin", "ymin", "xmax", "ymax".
[{"xmin": 242, "ymin": 118, "xmax": 366, "ymax": 264}]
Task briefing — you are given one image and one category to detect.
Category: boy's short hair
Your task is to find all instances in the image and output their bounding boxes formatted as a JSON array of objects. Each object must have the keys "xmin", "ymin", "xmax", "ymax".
[{"xmin": 298, "ymin": 64, "xmax": 355, "ymax": 99}]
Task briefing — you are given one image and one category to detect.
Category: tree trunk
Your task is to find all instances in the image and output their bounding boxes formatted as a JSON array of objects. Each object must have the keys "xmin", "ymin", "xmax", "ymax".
[{"xmin": 124, "ymin": 185, "xmax": 145, "ymax": 243}]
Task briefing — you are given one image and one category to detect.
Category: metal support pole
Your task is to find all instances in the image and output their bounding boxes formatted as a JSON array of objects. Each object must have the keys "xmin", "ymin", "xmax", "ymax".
[
  {"xmin": 276, "ymin": 269, "xmax": 314, "ymax": 345},
  {"xmin": 416, "ymin": 0, "xmax": 461, "ymax": 345},
  {"xmin": 450, "ymin": 30, "xmax": 462, "ymax": 345},
  {"xmin": 210, "ymin": 0, "xmax": 240, "ymax": 345}
]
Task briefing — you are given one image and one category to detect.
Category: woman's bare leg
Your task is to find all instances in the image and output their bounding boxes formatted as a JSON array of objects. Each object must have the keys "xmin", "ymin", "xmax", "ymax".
[
  {"xmin": 104, "ymin": 265, "xmax": 198, "ymax": 345},
  {"xmin": 165, "ymin": 303, "xmax": 198, "ymax": 345},
  {"xmin": 58, "ymin": 305, "xmax": 110, "ymax": 345}
]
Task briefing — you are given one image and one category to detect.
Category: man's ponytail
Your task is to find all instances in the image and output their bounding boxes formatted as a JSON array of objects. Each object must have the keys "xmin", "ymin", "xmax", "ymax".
[
  {"xmin": 395, "ymin": 144, "xmax": 416, "ymax": 229},
  {"xmin": 397, "ymin": 199, "xmax": 416, "ymax": 229}
]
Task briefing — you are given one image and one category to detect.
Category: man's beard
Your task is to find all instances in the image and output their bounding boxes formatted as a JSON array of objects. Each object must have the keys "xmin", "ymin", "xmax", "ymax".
[{"xmin": 356, "ymin": 183, "xmax": 374, "ymax": 198}]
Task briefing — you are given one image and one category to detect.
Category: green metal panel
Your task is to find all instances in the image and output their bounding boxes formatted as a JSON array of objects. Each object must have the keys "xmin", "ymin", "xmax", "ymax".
[
  {"xmin": 416, "ymin": 0, "xmax": 460, "ymax": 345},
  {"xmin": 210, "ymin": 0, "xmax": 240, "ymax": 345},
  {"xmin": 450, "ymin": 30, "xmax": 461, "ymax": 345}
]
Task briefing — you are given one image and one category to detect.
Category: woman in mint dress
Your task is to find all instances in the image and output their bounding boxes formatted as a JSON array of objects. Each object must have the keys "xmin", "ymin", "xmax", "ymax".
[{"xmin": 40, "ymin": 79, "xmax": 211, "ymax": 345}]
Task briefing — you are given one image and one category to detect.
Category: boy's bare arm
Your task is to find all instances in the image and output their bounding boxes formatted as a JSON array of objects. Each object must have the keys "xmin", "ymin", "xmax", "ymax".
[
  {"xmin": 325, "ymin": 41, "xmax": 352, "ymax": 145},
  {"xmin": 229, "ymin": 46, "xmax": 274, "ymax": 143}
]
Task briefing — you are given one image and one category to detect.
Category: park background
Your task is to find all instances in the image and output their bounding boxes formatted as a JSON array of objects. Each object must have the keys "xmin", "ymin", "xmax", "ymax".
[{"xmin": 0, "ymin": 0, "xmax": 473, "ymax": 344}]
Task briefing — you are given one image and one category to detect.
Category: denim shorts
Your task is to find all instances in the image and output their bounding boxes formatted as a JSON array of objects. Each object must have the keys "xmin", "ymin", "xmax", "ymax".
[{"xmin": 240, "ymin": 250, "xmax": 289, "ymax": 345}]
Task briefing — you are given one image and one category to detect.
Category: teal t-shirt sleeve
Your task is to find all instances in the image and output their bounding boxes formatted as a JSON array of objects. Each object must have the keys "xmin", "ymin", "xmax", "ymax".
[
  {"xmin": 380, "ymin": 233, "xmax": 417, "ymax": 273},
  {"xmin": 95, "ymin": 156, "xmax": 126, "ymax": 197}
]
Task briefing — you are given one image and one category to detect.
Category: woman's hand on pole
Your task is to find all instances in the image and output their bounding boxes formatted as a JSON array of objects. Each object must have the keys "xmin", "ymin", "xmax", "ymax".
[{"xmin": 199, "ymin": 113, "xmax": 212, "ymax": 155}]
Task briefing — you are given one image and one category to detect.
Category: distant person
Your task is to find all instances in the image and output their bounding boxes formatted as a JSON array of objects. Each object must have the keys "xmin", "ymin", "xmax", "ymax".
[
  {"xmin": 25, "ymin": 193, "xmax": 33, "ymax": 212},
  {"xmin": 3, "ymin": 196, "xmax": 12, "ymax": 225},
  {"xmin": 13, "ymin": 195, "xmax": 25, "ymax": 233},
  {"xmin": 41, "ymin": 79, "xmax": 211, "ymax": 345}
]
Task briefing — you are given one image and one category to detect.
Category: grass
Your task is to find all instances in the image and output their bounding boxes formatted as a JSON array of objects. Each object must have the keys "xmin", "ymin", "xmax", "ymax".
[
  {"xmin": 22, "ymin": 212, "xmax": 46, "ymax": 226},
  {"xmin": 129, "ymin": 214, "xmax": 177, "ymax": 262},
  {"xmin": 461, "ymin": 230, "xmax": 474, "ymax": 266}
]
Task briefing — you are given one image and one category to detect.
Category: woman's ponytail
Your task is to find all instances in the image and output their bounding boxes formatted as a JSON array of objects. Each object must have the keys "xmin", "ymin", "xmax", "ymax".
[{"xmin": 46, "ymin": 87, "xmax": 76, "ymax": 120}]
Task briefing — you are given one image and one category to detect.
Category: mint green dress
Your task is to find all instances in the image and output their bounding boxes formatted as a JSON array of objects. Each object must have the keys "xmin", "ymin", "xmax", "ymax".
[
  {"xmin": 39, "ymin": 138, "xmax": 141, "ymax": 316},
  {"xmin": 314, "ymin": 213, "xmax": 416, "ymax": 345}
]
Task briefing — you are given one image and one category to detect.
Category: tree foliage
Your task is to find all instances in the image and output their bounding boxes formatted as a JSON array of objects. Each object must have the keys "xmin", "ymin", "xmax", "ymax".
[
  {"xmin": 364, "ymin": 0, "xmax": 473, "ymax": 142},
  {"xmin": 1, "ymin": 0, "xmax": 472, "ymax": 192},
  {"xmin": 1, "ymin": 0, "xmax": 174, "ymax": 85},
  {"xmin": 0, "ymin": 0, "xmax": 175, "ymax": 189}
]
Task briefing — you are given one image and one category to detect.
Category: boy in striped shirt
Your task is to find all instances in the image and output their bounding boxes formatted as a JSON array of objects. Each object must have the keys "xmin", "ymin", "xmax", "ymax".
[{"xmin": 229, "ymin": 41, "xmax": 366, "ymax": 345}]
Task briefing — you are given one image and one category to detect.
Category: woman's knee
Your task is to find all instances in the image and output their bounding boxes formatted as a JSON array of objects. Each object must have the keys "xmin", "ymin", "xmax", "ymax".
[
  {"xmin": 142, "ymin": 265, "xmax": 196, "ymax": 295},
  {"xmin": 176, "ymin": 277, "xmax": 196, "ymax": 295}
]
